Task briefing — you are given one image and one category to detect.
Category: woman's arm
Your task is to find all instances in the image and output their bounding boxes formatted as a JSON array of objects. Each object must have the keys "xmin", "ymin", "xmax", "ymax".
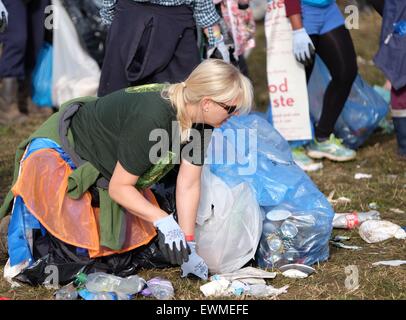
[
  {"xmin": 176, "ymin": 159, "xmax": 203, "ymax": 237},
  {"xmin": 109, "ymin": 161, "xmax": 168, "ymax": 223},
  {"xmin": 285, "ymin": 0, "xmax": 303, "ymax": 30}
]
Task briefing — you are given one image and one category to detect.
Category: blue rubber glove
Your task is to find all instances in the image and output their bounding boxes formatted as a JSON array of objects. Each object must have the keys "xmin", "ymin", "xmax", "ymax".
[
  {"xmin": 0, "ymin": 0, "xmax": 8, "ymax": 33},
  {"xmin": 154, "ymin": 215, "xmax": 190, "ymax": 265},
  {"xmin": 292, "ymin": 28, "xmax": 315, "ymax": 66},
  {"xmin": 181, "ymin": 241, "xmax": 208, "ymax": 280}
]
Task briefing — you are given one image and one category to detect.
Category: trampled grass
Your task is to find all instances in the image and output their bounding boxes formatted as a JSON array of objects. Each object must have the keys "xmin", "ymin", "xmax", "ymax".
[{"xmin": 0, "ymin": 2, "xmax": 405, "ymax": 300}]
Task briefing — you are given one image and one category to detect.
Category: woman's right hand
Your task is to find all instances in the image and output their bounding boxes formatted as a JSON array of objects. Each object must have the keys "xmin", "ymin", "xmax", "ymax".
[{"xmin": 154, "ymin": 214, "xmax": 191, "ymax": 265}]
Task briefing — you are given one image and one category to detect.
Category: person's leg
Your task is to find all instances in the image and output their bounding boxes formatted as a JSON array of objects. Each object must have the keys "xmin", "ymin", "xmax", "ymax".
[
  {"xmin": 0, "ymin": 0, "xmax": 27, "ymax": 79},
  {"xmin": 391, "ymin": 86, "xmax": 406, "ymax": 158},
  {"xmin": 314, "ymin": 25, "xmax": 358, "ymax": 141},
  {"xmin": 0, "ymin": 0, "xmax": 28, "ymax": 124},
  {"xmin": 306, "ymin": 25, "xmax": 357, "ymax": 161},
  {"xmin": 20, "ymin": 0, "xmax": 50, "ymax": 115}
]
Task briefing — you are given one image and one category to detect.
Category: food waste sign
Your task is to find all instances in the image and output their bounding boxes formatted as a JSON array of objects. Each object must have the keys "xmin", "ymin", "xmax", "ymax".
[{"xmin": 265, "ymin": 0, "xmax": 312, "ymax": 141}]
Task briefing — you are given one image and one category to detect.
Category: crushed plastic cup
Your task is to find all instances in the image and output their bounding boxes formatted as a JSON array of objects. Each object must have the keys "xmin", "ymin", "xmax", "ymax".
[
  {"xmin": 280, "ymin": 221, "xmax": 298, "ymax": 238},
  {"xmin": 266, "ymin": 234, "xmax": 283, "ymax": 252},
  {"xmin": 266, "ymin": 209, "xmax": 292, "ymax": 221}
]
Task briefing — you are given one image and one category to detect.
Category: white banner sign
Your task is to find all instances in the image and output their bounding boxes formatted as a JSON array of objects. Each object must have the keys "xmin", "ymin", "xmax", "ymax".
[{"xmin": 265, "ymin": 0, "xmax": 312, "ymax": 141}]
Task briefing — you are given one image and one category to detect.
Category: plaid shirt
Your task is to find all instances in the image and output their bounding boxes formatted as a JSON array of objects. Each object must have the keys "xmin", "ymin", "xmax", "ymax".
[{"xmin": 100, "ymin": 0, "xmax": 220, "ymax": 28}]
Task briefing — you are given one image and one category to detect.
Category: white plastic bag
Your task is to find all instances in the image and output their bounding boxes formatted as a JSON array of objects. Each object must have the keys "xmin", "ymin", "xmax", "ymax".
[
  {"xmin": 195, "ymin": 166, "xmax": 262, "ymax": 274},
  {"xmin": 52, "ymin": 0, "xmax": 100, "ymax": 106},
  {"xmin": 359, "ymin": 220, "xmax": 406, "ymax": 243}
]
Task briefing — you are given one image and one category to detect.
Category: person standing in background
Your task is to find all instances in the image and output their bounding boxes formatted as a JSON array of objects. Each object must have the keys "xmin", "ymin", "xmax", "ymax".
[
  {"xmin": 284, "ymin": 0, "xmax": 358, "ymax": 171},
  {"xmin": 369, "ymin": 0, "xmax": 406, "ymax": 160},
  {"xmin": 98, "ymin": 0, "xmax": 231, "ymax": 97},
  {"xmin": 0, "ymin": 0, "xmax": 51, "ymax": 125}
]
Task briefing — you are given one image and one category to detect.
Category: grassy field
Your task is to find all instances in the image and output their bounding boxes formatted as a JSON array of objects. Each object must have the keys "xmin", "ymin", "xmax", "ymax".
[{"xmin": 0, "ymin": 1, "xmax": 405, "ymax": 300}]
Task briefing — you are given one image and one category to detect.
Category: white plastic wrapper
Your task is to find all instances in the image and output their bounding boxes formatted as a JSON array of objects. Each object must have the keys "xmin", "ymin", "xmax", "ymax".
[
  {"xmin": 196, "ymin": 166, "xmax": 262, "ymax": 274},
  {"xmin": 52, "ymin": 0, "xmax": 100, "ymax": 106},
  {"xmin": 359, "ymin": 220, "xmax": 406, "ymax": 243}
]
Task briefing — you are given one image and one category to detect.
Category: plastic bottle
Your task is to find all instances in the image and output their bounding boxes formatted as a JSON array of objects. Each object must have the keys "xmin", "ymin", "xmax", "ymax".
[
  {"xmin": 85, "ymin": 273, "xmax": 145, "ymax": 295},
  {"xmin": 332, "ymin": 210, "xmax": 381, "ymax": 229},
  {"xmin": 55, "ymin": 283, "xmax": 78, "ymax": 300},
  {"xmin": 78, "ymin": 289, "xmax": 117, "ymax": 300},
  {"xmin": 146, "ymin": 277, "xmax": 174, "ymax": 300}
]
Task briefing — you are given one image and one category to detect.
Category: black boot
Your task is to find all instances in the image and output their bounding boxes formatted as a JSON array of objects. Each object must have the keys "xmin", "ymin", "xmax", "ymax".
[
  {"xmin": 17, "ymin": 78, "xmax": 31, "ymax": 115},
  {"xmin": 393, "ymin": 117, "xmax": 406, "ymax": 159}
]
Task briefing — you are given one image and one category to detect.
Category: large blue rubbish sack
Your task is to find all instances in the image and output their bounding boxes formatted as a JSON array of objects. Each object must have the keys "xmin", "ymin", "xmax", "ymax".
[
  {"xmin": 31, "ymin": 42, "xmax": 53, "ymax": 107},
  {"xmin": 308, "ymin": 55, "xmax": 389, "ymax": 149},
  {"xmin": 207, "ymin": 114, "xmax": 334, "ymax": 268}
]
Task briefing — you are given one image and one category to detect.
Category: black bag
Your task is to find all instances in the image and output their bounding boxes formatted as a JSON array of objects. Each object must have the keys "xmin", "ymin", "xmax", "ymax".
[{"xmin": 60, "ymin": 0, "xmax": 108, "ymax": 67}]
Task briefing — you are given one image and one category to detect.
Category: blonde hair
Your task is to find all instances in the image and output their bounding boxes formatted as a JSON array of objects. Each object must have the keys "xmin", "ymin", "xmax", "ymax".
[{"xmin": 162, "ymin": 59, "xmax": 254, "ymax": 141}]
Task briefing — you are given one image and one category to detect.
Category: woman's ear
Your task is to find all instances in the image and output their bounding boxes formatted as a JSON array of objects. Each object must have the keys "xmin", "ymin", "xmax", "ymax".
[{"xmin": 200, "ymin": 98, "xmax": 210, "ymax": 112}]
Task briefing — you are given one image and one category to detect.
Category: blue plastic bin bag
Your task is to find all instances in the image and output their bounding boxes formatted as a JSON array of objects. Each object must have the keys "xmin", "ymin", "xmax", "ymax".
[
  {"xmin": 32, "ymin": 42, "xmax": 53, "ymax": 107},
  {"xmin": 207, "ymin": 114, "xmax": 334, "ymax": 267},
  {"xmin": 308, "ymin": 55, "xmax": 389, "ymax": 149}
]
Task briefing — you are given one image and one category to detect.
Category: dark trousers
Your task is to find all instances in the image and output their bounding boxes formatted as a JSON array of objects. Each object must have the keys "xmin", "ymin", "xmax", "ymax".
[
  {"xmin": 0, "ymin": 0, "xmax": 50, "ymax": 79},
  {"xmin": 98, "ymin": 0, "xmax": 201, "ymax": 97}
]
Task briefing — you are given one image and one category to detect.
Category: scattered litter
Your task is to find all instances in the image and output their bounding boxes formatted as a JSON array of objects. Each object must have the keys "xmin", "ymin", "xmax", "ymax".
[
  {"xmin": 331, "ymin": 235, "xmax": 351, "ymax": 242},
  {"xmin": 354, "ymin": 173, "xmax": 372, "ymax": 180},
  {"xmin": 387, "ymin": 174, "xmax": 398, "ymax": 181},
  {"xmin": 282, "ymin": 269, "xmax": 308, "ymax": 279},
  {"xmin": 359, "ymin": 220, "xmax": 406, "ymax": 243},
  {"xmin": 333, "ymin": 211, "xmax": 381, "ymax": 229},
  {"xmin": 85, "ymin": 273, "xmax": 145, "ymax": 296},
  {"xmin": 141, "ymin": 277, "xmax": 174, "ymax": 300},
  {"xmin": 228, "ymin": 280, "xmax": 250, "ymax": 296},
  {"xmin": 368, "ymin": 202, "xmax": 379, "ymax": 210},
  {"xmin": 200, "ymin": 279, "xmax": 289, "ymax": 298},
  {"xmin": 55, "ymin": 283, "xmax": 78, "ymax": 300},
  {"xmin": 372, "ymin": 260, "xmax": 406, "ymax": 267},
  {"xmin": 330, "ymin": 241, "xmax": 362, "ymax": 250},
  {"xmin": 279, "ymin": 264, "xmax": 316, "ymax": 275},
  {"xmin": 390, "ymin": 208, "xmax": 405, "ymax": 214},
  {"xmin": 327, "ymin": 191, "xmax": 351, "ymax": 205},
  {"xmin": 247, "ymin": 284, "xmax": 289, "ymax": 298},
  {"xmin": 78, "ymin": 289, "xmax": 117, "ymax": 300},
  {"xmin": 330, "ymin": 234, "xmax": 362, "ymax": 250},
  {"xmin": 210, "ymin": 267, "xmax": 277, "ymax": 283},
  {"xmin": 200, "ymin": 279, "xmax": 231, "ymax": 297},
  {"xmin": 0, "ymin": 297, "xmax": 11, "ymax": 300}
]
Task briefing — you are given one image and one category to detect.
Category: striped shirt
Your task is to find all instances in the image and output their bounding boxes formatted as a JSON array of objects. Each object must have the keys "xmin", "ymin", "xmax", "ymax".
[{"xmin": 100, "ymin": 0, "xmax": 220, "ymax": 28}]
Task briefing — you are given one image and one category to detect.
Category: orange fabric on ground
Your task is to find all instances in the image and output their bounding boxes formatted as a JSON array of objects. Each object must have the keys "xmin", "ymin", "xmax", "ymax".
[{"xmin": 12, "ymin": 148, "xmax": 157, "ymax": 258}]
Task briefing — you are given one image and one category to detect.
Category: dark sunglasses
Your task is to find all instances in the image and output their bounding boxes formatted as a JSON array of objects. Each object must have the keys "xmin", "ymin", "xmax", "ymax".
[{"xmin": 213, "ymin": 100, "xmax": 237, "ymax": 115}]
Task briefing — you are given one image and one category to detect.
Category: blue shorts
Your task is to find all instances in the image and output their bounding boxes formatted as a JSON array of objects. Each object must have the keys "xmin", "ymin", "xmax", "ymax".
[{"xmin": 302, "ymin": 2, "xmax": 345, "ymax": 35}]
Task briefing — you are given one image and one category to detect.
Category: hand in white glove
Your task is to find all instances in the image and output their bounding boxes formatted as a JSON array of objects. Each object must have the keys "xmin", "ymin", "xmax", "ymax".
[
  {"xmin": 0, "ymin": 0, "xmax": 8, "ymax": 33},
  {"xmin": 292, "ymin": 28, "xmax": 315, "ymax": 66},
  {"xmin": 207, "ymin": 36, "xmax": 231, "ymax": 64},
  {"xmin": 181, "ymin": 241, "xmax": 208, "ymax": 280},
  {"xmin": 154, "ymin": 215, "xmax": 190, "ymax": 265}
]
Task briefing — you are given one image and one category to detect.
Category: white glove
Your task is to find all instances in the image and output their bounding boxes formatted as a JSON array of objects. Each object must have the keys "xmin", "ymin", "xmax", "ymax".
[
  {"xmin": 181, "ymin": 241, "xmax": 209, "ymax": 280},
  {"xmin": 0, "ymin": 0, "xmax": 8, "ymax": 33},
  {"xmin": 207, "ymin": 36, "xmax": 231, "ymax": 64},
  {"xmin": 154, "ymin": 214, "xmax": 190, "ymax": 265},
  {"xmin": 292, "ymin": 28, "xmax": 315, "ymax": 66}
]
